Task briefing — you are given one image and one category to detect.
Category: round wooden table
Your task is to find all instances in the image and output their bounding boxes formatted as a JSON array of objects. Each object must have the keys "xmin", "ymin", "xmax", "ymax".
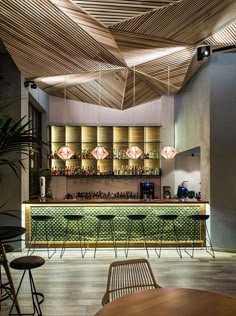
[{"xmin": 95, "ymin": 288, "xmax": 236, "ymax": 316}]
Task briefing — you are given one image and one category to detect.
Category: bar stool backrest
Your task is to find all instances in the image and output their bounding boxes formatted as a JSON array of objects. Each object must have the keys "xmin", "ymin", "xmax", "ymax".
[{"xmin": 102, "ymin": 258, "xmax": 160, "ymax": 305}]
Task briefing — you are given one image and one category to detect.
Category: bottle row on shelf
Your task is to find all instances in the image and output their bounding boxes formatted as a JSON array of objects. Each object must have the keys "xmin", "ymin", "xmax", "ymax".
[
  {"xmin": 48, "ymin": 149, "xmax": 159, "ymax": 160},
  {"xmin": 51, "ymin": 165, "xmax": 161, "ymax": 176}
]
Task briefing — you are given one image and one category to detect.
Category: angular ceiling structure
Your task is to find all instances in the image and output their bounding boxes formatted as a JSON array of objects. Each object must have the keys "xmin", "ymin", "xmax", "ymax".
[{"xmin": 0, "ymin": 0, "xmax": 236, "ymax": 110}]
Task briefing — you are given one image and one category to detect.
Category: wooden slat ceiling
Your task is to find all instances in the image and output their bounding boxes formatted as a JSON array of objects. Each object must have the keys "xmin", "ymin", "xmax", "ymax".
[{"xmin": 0, "ymin": 0, "xmax": 236, "ymax": 110}]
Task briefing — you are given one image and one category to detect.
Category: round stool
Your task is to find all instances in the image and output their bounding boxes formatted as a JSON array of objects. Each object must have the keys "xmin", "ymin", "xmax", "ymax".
[
  {"xmin": 185, "ymin": 214, "xmax": 215, "ymax": 258},
  {"xmin": 155, "ymin": 214, "xmax": 182, "ymax": 258},
  {"xmin": 94, "ymin": 215, "xmax": 117, "ymax": 258},
  {"xmin": 28, "ymin": 215, "xmax": 56, "ymax": 259},
  {"xmin": 125, "ymin": 215, "xmax": 149, "ymax": 258},
  {"xmin": 9, "ymin": 256, "xmax": 45, "ymax": 316},
  {"xmin": 60, "ymin": 215, "xmax": 85, "ymax": 258}
]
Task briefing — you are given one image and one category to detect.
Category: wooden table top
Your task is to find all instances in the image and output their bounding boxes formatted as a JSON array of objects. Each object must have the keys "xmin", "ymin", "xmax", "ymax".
[
  {"xmin": 95, "ymin": 288, "xmax": 236, "ymax": 316},
  {"xmin": 0, "ymin": 226, "xmax": 26, "ymax": 241}
]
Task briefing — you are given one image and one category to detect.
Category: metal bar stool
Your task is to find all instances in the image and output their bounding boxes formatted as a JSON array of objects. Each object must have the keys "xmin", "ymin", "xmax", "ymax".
[
  {"xmin": 185, "ymin": 214, "xmax": 215, "ymax": 258},
  {"xmin": 9, "ymin": 256, "xmax": 45, "ymax": 316},
  {"xmin": 155, "ymin": 214, "xmax": 182, "ymax": 258},
  {"xmin": 94, "ymin": 215, "xmax": 117, "ymax": 258},
  {"xmin": 125, "ymin": 215, "xmax": 149, "ymax": 258},
  {"xmin": 28, "ymin": 215, "xmax": 56, "ymax": 259},
  {"xmin": 60, "ymin": 215, "xmax": 86, "ymax": 258}
]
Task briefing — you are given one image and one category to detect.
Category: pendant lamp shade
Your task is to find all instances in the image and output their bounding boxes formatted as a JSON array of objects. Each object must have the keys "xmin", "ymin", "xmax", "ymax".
[
  {"xmin": 57, "ymin": 146, "xmax": 75, "ymax": 160},
  {"xmin": 91, "ymin": 145, "xmax": 109, "ymax": 160},
  {"xmin": 126, "ymin": 145, "xmax": 143, "ymax": 160},
  {"xmin": 160, "ymin": 145, "xmax": 178, "ymax": 159}
]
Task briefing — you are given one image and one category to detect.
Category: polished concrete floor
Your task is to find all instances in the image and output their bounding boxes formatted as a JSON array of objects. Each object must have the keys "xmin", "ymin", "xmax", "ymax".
[{"xmin": 1, "ymin": 248, "xmax": 236, "ymax": 316}]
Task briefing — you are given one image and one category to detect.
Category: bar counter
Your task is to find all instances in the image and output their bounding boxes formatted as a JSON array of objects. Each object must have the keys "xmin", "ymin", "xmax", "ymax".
[{"xmin": 23, "ymin": 199, "xmax": 209, "ymax": 248}]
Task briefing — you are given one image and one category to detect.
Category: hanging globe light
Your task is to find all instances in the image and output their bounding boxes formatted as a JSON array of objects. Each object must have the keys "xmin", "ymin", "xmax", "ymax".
[
  {"xmin": 126, "ymin": 145, "xmax": 143, "ymax": 160},
  {"xmin": 160, "ymin": 145, "xmax": 178, "ymax": 159},
  {"xmin": 91, "ymin": 145, "xmax": 109, "ymax": 160},
  {"xmin": 56, "ymin": 146, "xmax": 75, "ymax": 160}
]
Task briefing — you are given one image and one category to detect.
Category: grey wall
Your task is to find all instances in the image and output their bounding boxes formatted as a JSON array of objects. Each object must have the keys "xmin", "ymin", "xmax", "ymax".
[
  {"xmin": 175, "ymin": 53, "xmax": 236, "ymax": 251},
  {"xmin": 210, "ymin": 54, "xmax": 236, "ymax": 251},
  {"xmin": 175, "ymin": 63, "xmax": 211, "ymax": 200}
]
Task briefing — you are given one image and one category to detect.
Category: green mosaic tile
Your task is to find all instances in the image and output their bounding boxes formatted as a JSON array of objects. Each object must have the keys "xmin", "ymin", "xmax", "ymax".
[{"xmin": 30, "ymin": 205, "xmax": 201, "ymax": 242}]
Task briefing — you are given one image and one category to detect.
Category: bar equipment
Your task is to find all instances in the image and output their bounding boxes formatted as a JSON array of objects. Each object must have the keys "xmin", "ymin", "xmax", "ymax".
[
  {"xmin": 140, "ymin": 182, "xmax": 155, "ymax": 200},
  {"xmin": 163, "ymin": 186, "xmax": 171, "ymax": 199}
]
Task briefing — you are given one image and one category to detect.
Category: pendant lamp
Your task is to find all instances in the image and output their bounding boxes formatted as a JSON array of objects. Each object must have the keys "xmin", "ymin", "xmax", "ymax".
[
  {"xmin": 126, "ymin": 145, "xmax": 143, "ymax": 160},
  {"xmin": 126, "ymin": 65, "xmax": 142, "ymax": 160},
  {"xmin": 57, "ymin": 146, "xmax": 75, "ymax": 160},
  {"xmin": 91, "ymin": 62, "xmax": 109, "ymax": 160},
  {"xmin": 91, "ymin": 144, "xmax": 109, "ymax": 160},
  {"xmin": 56, "ymin": 80, "xmax": 74, "ymax": 160},
  {"xmin": 160, "ymin": 66, "xmax": 177, "ymax": 160},
  {"xmin": 160, "ymin": 145, "xmax": 178, "ymax": 160}
]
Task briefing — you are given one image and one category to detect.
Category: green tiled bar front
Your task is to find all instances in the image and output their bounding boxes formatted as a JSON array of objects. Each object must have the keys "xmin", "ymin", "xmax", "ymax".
[{"xmin": 25, "ymin": 203, "xmax": 205, "ymax": 246}]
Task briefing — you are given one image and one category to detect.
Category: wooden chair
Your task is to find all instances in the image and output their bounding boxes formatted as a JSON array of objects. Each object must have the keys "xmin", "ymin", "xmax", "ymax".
[{"xmin": 102, "ymin": 258, "xmax": 161, "ymax": 305}]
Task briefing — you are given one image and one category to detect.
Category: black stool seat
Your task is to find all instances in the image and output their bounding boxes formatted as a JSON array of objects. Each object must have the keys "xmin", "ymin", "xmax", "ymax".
[
  {"xmin": 155, "ymin": 214, "xmax": 182, "ymax": 258},
  {"xmin": 60, "ymin": 214, "xmax": 85, "ymax": 258},
  {"xmin": 125, "ymin": 214, "xmax": 149, "ymax": 258},
  {"xmin": 9, "ymin": 256, "xmax": 45, "ymax": 316},
  {"xmin": 64, "ymin": 215, "xmax": 84, "ymax": 221},
  {"xmin": 185, "ymin": 214, "xmax": 215, "ymax": 258},
  {"xmin": 96, "ymin": 215, "xmax": 116, "ymax": 221},
  {"xmin": 31, "ymin": 215, "xmax": 53, "ymax": 221},
  {"xmin": 158, "ymin": 214, "xmax": 178, "ymax": 221},
  {"xmin": 10, "ymin": 256, "xmax": 45, "ymax": 270},
  {"xmin": 28, "ymin": 215, "xmax": 56, "ymax": 259},
  {"xmin": 189, "ymin": 214, "xmax": 209, "ymax": 221},
  {"xmin": 127, "ymin": 215, "xmax": 146, "ymax": 221},
  {"xmin": 94, "ymin": 215, "xmax": 117, "ymax": 258}
]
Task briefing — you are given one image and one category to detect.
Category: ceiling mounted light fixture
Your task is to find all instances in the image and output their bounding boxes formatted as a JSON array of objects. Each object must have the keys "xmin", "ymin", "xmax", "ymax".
[
  {"xmin": 160, "ymin": 145, "xmax": 178, "ymax": 160},
  {"xmin": 91, "ymin": 145, "xmax": 109, "ymax": 160},
  {"xmin": 57, "ymin": 145, "xmax": 75, "ymax": 160},
  {"xmin": 160, "ymin": 66, "xmax": 178, "ymax": 160},
  {"xmin": 56, "ymin": 78, "xmax": 74, "ymax": 160},
  {"xmin": 126, "ymin": 145, "xmax": 143, "ymax": 160},
  {"xmin": 126, "ymin": 65, "xmax": 143, "ymax": 160},
  {"xmin": 91, "ymin": 61, "xmax": 109, "ymax": 160}
]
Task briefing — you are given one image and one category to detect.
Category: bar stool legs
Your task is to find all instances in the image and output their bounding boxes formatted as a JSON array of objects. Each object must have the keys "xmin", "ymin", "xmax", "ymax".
[
  {"xmin": 28, "ymin": 216, "xmax": 56, "ymax": 259},
  {"xmin": 155, "ymin": 215, "xmax": 182, "ymax": 258},
  {"xmin": 185, "ymin": 215, "xmax": 215, "ymax": 258},
  {"xmin": 0, "ymin": 243, "xmax": 21, "ymax": 315},
  {"xmin": 94, "ymin": 215, "xmax": 117, "ymax": 258},
  {"xmin": 60, "ymin": 215, "xmax": 86, "ymax": 258},
  {"xmin": 9, "ymin": 256, "xmax": 45, "ymax": 316},
  {"xmin": 125, "ymin": 215, "xmax": 149, "ymax": 258}
]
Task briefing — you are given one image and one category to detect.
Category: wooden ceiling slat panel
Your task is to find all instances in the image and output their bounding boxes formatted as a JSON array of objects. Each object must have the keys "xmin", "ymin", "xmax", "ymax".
[
  {"xmin": 110, "ymin": 0, "xmax": 236, "ymax": 45},
  {"xmin": 0, "ymin": 0, "xmax": 124, "ymax": 77},
  {"xmin": 204, "ymin": 23, "xmax": 236, "ymax": 46},
  {"xmin": 122, "ymin": 69, "xmax": 160, "ymax": 109},
  {"xmin": 50, "ymin": 0, "xmax": 125, "ymax": 64},
  {"xmin": 72, "ymin": 0, "xmax": 182, "ymax": 26},
  {"xmin": 0, "ymin": 0, "xmax": 235, "ymax": 110}
]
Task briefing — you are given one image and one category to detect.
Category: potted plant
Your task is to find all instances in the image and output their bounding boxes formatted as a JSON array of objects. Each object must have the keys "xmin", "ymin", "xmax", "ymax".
[{"xmin": 0, "ymin": 102, "xmax": 46, "ymax": 216}]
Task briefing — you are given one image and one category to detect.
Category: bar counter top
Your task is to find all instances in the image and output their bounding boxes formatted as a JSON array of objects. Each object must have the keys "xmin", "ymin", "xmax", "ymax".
[{"xmin": 24, "ymin": 199, "xmax": 208, "ymax": 204}]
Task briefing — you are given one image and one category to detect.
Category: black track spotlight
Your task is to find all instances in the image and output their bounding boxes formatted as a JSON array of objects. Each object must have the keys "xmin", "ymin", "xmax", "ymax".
[
  {"xmin": 197, "ymin": 46, "xmax": 211, "ymax": 61},
  {"xmin": 24, "ymin": 80, "xmax": 37, "ymax": 89}
]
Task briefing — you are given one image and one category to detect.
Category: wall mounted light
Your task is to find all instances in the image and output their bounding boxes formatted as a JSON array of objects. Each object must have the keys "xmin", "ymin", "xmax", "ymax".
[
  {"xmin": 197, "ymin": 46, "xmax": 211, "ymax": 61},
  {"xmin": 24, "ymin": 80, "xmax": 37, "ymax": 89}
]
